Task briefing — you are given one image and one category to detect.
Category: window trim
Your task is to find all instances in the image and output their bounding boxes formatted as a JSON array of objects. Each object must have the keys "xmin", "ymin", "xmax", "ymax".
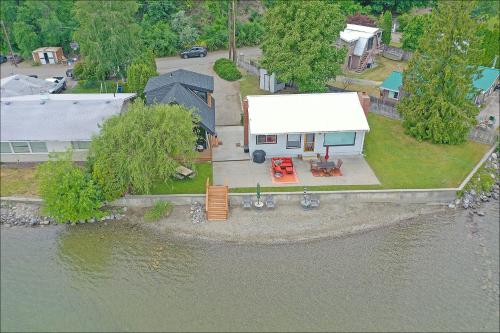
[
  {"xmin": 286, "ymin": 134, "xmax": 301, "ymax": 149},
  {"xmin": 1, "ymin": 141, "xmax": 13, "ymax": 154},
  {"xmin": 29, "ymin": 141, "xmax": 48, "ymax": 153},
  {"xmin": 11, "ymin": 141, "xmax": 31, "ymax": 154},
  {"xmin": 323, "ymin": 132, "xmax": 357, "ymax": 147},
  {"xmin": 256, "ymin": 135, "xmax": 277, "ymax": 145}
]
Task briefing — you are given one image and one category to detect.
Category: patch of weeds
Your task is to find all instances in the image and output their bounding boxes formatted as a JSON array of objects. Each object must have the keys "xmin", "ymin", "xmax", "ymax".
[{"xmin": 144, "ymin": 201, "xmax": 172, "ymax": 222}]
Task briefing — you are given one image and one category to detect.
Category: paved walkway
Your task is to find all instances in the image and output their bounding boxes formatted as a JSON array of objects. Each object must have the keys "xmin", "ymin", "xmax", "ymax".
[
  {"xmin": 213, "ymin": 156, "xmax": 380, "ymax": 188},
  {"xmin": 212, "ymin": 126, "xmax": 249, "ymax": 162},
  {"xmin": 477, "ymin": 90, "xmax": 499, "ymax": 129}
]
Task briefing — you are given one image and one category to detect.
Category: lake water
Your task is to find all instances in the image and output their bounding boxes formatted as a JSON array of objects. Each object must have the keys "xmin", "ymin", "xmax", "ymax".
[{"xmin": 1, "ymin": 202, "xmax": 499, "ymax": 332}]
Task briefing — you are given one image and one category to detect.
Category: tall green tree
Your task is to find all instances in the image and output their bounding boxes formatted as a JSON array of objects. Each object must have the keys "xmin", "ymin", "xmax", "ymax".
[
  {"xmin": 261, "ymin": 0, "xmax": 346, "ymax": 92},
  {"xmin": 73, "ymin": 1, "xmax": 141, "ymax": 80},
  {"xmin": 397, "ymin": 1, "xmax": 481, "ymax": 144},
  {"xmin": 141, "ymin": 21, "xmax": 178, "ymax": 57},
  {"xmin": 401, "ymin": 14, "xmax": 431, "ymax": 51},
  {"xmin": 88, "ymin": 100, "xmax": 198, "ymax": 200},
  {"xmin": 126, "ymin": 59, "xmax": 158, "ymax": 98},
  {"xmin": 380, "ymin": 10, "xmax": 392, "ymax": 45},
  {"xmin": 11, "ymin": 0, "xmax": 76, "ymax": 57},
  {"xmin": 476, "ymin": 23, "xmax": 499, "ymax": 68},
  {"xmin": 171, "ymin": 10, "xmax": 199, "ymax": 48},
  {"xmin": 0, "ymin": 0, "xmax": 19, "ymax": 54}
]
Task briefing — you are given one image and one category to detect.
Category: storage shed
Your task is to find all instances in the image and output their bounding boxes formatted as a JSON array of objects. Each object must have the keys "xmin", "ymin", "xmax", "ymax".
[{"xmin": 32, "ymin": 47, "xmax": 64, "ymax": 64}]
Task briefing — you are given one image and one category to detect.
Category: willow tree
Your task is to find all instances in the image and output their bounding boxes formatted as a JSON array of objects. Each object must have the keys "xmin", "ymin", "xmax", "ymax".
[
  {"xmin": 261, "ymin": 0, "xmax": 346, "ymax": 92},
  {"xmin": 88, "ymin": 100, "xmax": 198, "ymax": 200},
  {"xmin": 73, "ymin": 0, "xmax": 141, "ymax": 80},
  {"xmin": 397, "ymin": 1, "xmax": 481, "ymax": 144}
]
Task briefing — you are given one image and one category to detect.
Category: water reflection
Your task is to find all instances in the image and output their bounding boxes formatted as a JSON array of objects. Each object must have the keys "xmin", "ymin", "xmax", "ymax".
[{"xmin": 57, "ymin": 221, "xmax": 200, "ymax": 284}]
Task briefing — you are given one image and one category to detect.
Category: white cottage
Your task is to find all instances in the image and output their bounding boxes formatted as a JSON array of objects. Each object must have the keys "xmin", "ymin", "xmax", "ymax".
[{"xmin": 243, "ymin": 92, "xmax": 370, "ymax": 158}]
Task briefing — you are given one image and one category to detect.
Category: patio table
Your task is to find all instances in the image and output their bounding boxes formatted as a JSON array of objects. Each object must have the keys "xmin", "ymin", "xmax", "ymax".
[
  {"xmin": 317, "ymin": 161, "xmax": 336, "ymax": 169},
  {"xmin": 175, "ymin": 165, "xmax": 194, "ymax": 179}
]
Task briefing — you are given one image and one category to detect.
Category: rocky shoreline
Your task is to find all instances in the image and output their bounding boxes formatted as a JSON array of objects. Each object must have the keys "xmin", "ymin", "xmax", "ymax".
[
  {"xmin": 449, "ymin": 152, "xmax": 499, "ymax": 217},
  {"xmin": 0, "ymin": 201, "xmax": 126, "ymax": 227}
]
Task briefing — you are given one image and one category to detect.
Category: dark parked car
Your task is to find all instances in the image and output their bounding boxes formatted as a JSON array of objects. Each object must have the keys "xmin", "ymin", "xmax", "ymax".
[
  {"xmin": 7, "ymin": 54, "xmax": 22, "ymax": 64},
  {"xmin": 180, "ymin": 46, "xmax": 207, "ymax": 59},
  {"xmin": 0, "ymin": 55, "xmax": 7, "ymax": 63}
]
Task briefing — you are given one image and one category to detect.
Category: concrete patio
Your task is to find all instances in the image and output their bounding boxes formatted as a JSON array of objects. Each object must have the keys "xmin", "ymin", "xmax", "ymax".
[
  {"xmin": 212, "ymin": 156, "xmax": 380, "ymax": 188},
  {"xmin": 212, "ymin": 126, "xmax": 250, "ymax": 162}
]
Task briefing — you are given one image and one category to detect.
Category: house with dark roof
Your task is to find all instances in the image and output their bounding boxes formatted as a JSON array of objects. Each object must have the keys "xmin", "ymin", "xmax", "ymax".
[{"xmin": 144, "ymin": 69, "xmax": 216, "ymax": 150}]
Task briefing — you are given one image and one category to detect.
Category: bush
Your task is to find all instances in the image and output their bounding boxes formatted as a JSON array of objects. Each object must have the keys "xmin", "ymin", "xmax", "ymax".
[
  {"xmin": 213, "ymin": 58, "xmax": 242, "ymax": 81},
  {"xmin": 144, "ymin": 201, "xmax": 172, "ymax": 222},
  {"xmin": 36, "ymin": 150, "xmax": 104, "ymax": 224}
]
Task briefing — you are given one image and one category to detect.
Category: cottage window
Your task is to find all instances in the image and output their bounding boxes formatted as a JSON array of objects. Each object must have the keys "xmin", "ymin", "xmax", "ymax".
[
  {"xmin": 367, "ymin": 37, "xmax": 374, "ymax": 50},
  {"xmin": 323, "ymin": 132, "xmax": 356, "ymax": 146},
  {"xmin": 1, "ymin": 142, "xmax": 12, "ymax": 153},
  {"xmin": 256, "ymin": 135, "xmax": 277, "ymax": 144},
  {"xmin": 29, "ymin": 142, "xmax": 48, "ymax": 153},
  {"xmin": 11, "ymin": 142, "xmax": 31, "ymax": 153},
  {"xmin": 389, "ymin": 91, "xmax": 399, "ymax": 100},
  {"xmin": 71, "ymin": 141, "xmax": 91, "ymax": 150},
  {"xmin": 286, "ymin": 134, "xmax": 301, "ymax": 149}
]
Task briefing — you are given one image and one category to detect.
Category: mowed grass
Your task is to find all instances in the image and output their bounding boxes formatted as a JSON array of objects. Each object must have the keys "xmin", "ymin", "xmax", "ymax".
[
  {"xmin": 363, "ymin": 114, "xmax": 490, "ymax": 189},
  {"xmin": 66, "ymin": 80, "xmax": 119, "ymax": 94},
  {"xmin": 328, "ymin": 81, "xmax": 380, "ymax": 97},
  {"xmin": 149, "ymin": 162, "xmax": 213, "ymax": 194},
  {"xmin": 239, "ymin": 73, "xmax": 270, "ymax": 98},
  {"xmin": 345, "ymin": 55, "xmax": 408, "ymax": 82},
  {"xmin": 0, "ymin": 166, "xmax": 39, "ymax": 197}
]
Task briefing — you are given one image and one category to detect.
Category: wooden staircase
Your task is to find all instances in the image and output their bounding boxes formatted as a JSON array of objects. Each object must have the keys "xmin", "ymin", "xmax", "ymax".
[
  {"xmin": 355, "ymin": 52, "xmax": 369, "ymax": 73},
  {"xmin": 205, "ymin": 178, "xmax": 229, "ymax": 221}
]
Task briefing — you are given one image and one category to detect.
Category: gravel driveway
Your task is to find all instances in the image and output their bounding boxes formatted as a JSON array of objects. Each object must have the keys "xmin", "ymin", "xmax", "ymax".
[{"xmin": 155, "ymin": 47, "xmax": 261, "ymax": 125}]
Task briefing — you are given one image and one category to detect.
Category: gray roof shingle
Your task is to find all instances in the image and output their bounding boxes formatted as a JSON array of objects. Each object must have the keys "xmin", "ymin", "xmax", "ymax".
[
  {"xmin": 144, "ymin": 70, "xmax": 216, "ymax": 134},
  {"xmin": 144, "ymin": 69, "xmax": 214, "ymax": 93}
]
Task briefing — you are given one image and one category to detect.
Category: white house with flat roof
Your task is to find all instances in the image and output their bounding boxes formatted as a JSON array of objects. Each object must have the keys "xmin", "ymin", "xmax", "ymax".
[
  {"xmin": 242, "ymin": 92, "xmax": 370, "ymax": 158},
  {"xmin": 0, "ymin": 93, "xmax": 136, "ymax": 162}
]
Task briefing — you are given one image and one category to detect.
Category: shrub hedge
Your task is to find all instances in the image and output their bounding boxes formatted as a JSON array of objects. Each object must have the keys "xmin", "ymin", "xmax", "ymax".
[{"xmin": 213, "ymin": 58, "xmax": 242, "ymax": 81}]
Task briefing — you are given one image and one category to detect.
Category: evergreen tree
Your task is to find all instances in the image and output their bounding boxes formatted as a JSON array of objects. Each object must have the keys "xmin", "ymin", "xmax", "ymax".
[
  {"xmin": 397, "ymin": 1, "xmax": 481, "ymax": 144},
  {"xmin": 261, "ymin": 0, "xmax": 346, "ymax": 92},
  {"xmin": 380, "ymin": 11, "xmax": 392, "ymax": 45}
]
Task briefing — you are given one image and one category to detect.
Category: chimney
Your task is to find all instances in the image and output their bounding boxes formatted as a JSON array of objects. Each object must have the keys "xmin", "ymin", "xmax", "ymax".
[
  {"xmin": 242, "ymin": 97, "xmax": 249, "ymax": 151},
  {"xmin": 357, "ymin": 91, "xmax": 370, "ymax": 117}
]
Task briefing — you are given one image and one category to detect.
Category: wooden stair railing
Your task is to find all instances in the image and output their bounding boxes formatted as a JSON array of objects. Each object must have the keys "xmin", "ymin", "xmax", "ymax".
[{"xmin": 205, "ymin": 177, "xmax": 229, "ymax": 221}]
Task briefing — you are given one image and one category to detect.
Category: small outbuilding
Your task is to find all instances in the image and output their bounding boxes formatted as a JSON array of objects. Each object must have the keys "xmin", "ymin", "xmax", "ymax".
[{"xmin": 32, "ymin": 47, "xmax": 64, "ymax": 64}]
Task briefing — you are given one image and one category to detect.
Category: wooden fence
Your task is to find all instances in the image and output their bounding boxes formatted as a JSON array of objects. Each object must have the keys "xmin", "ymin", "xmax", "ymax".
[{"xmin": 237, "ymin": 55, "xmax": 260, "ymax": 76}]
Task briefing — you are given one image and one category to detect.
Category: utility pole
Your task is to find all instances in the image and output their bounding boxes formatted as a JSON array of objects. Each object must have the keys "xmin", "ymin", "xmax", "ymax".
[
  {"xmin": 228, "ymin": 2, "xmax": 233, "ymax": 61},
  {"xmin": 232, "ymin": 0, "xmax": 237, "ymax": 63},
  {"xmin": 1, "ymin": 20, "xmax": 17, "ymax": 67}
]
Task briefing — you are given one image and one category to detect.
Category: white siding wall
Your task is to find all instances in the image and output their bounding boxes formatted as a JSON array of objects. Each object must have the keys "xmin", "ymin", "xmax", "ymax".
[
  {"xmin": 0, "ymin": 141, "xmax": 88, "ymax": 163},
  {"xmin": 248, "ymin": 131, "xmax": 366, "ymax": 158}
]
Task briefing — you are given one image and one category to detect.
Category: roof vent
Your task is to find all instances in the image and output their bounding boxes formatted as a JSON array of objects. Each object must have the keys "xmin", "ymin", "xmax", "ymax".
[
  {"xmin": 40, "ymin": 93, "xmax": 49, "ymax": 100},
  {"xmin": 73, "ymin": 101, "xmax": 78, "ymax": 104},
  {"xmin": 106, "ymin": 100, "xmax": 111, "ymax": 104},
  {"xmin": 5, "ymin": 101, "xmax": 11, "ymax": 105},
  {"xmin": 13, "ymin": 75, "xmax": 19, "ymax": 80},
  {"xmin": 40, "ymin": 101, "xmax": 46, "ymax": 105}
]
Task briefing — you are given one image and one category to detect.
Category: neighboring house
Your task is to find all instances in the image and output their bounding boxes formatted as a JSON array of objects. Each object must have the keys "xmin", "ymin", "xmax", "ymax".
[
  {"xmin": 0, "ymin": 93, "xmax": 136, "ymax": 163},
  {"xmin": 1, "ymin": 74, "xmax": 56, "ymax": 97},
  {"xmin": 472, "ymin": 66, "xmax": 500, "ymax": 105},
  {"xmin": 379, "ymin": 67, "xmax": 500, "ymax": 105},
  {"xmin": 144, "ymin": 69, "xmax": 216, "ymax": 148},
  {"xmin": 379, "ymin": 70, "xmax": 403, "ymax": 102},
  {"xmin": 337, "ymin": 24, "xmax": 382, "ymax": 73},
  {"xmin": 242, "ymin": 92, "xmax": 371, "ymax": 157},
  {"xmin": 32, "ymin": 47, "xmax": 65, "ymax": 65}
]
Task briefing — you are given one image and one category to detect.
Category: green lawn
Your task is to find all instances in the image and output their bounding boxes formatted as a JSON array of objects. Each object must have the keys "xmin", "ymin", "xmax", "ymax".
[
  {"xmin": 239, "ymin": 73, "xmax": 270, "ymax": 99},
  {"xmin": 328, "ymin": 81, "xmax": 380, "ymax": 97},
  {"xmin": 344, "ymin": 55, "xmax": 408, "ymax": 82},
  {"xmin": 1, "ymin": 166, "xmax": 39, "ymax": 197},
  {"xmin": 149, "ymin": 162, "xmax": 213, "ymax": 194},
  {"xmin": 363, "ymin": 114, "xmax": 489, "ymax": 189},
  {"xmin": 66, "ymin": 80, "xmax": 121, "ymax": 94}
]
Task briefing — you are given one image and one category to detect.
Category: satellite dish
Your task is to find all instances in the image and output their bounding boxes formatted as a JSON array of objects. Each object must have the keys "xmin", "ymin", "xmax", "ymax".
[{"xmin": 70, "ymin": 41, "xmax": 79, "ymax": 50}]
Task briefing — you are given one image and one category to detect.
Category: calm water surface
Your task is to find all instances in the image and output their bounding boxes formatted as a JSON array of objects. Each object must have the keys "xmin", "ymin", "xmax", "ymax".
[{"xmin": 1, "ymin": 202, "xmax": 499, "ymax": 332}]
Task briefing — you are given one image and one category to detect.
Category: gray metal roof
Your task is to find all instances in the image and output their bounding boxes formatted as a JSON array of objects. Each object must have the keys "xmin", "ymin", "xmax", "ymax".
[
  {"xmin": 144, "ymin": 69, "xmax": 214, "ymax": 93},
  {"xmin": 0, "ymin": 93, "xmax": 136, "ymax": 141},
  {"xmin": 0, "ymin": 74, "xmax": 57, "ymax": 97},
  {"xmin": 144, "ymin": 70, "xmax": 216, "ymax": 134}
]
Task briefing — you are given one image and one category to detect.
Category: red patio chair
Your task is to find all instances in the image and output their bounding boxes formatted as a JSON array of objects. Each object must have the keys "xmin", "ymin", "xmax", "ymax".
[{"xmin": 332, "ymin": 159, "xmax": 343, "ymax": 176}]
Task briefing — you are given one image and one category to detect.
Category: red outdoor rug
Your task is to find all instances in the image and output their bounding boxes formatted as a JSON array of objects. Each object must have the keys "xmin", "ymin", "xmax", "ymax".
[{"xmin": 270, "ymin": 168, "xmax": 299, "ymax": 184}]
